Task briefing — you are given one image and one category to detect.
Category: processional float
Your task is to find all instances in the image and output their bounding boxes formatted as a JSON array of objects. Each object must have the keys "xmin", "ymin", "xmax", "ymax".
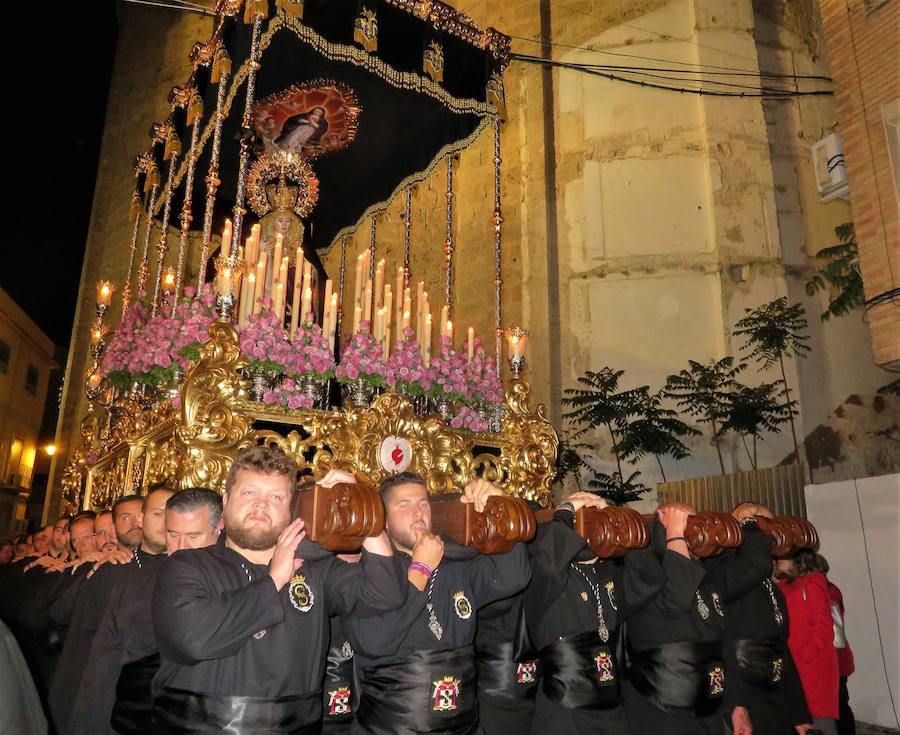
[{"xmin": 63, "ymin": 0, "xmax": 558, "ymax": 520}]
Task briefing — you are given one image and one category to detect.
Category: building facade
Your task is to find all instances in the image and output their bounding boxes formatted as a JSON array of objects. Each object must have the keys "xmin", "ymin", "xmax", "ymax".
[{"xmin": 0, "ymin": 288, "xmax": 56, "ymax": 536}]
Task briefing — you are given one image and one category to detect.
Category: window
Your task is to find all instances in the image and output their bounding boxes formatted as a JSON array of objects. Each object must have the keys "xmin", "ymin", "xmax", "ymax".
[
  {"xmin": 0, "ymin": 339, "xmax": 9, "ymax": 374},
  {"xmin": 25, "ymin": 365, "xmax": 39, "ymax": 395}
]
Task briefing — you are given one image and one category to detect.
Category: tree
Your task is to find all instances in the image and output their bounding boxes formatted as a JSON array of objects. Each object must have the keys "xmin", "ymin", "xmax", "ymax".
[
  {"xmin": 733, "ymin": 297, "xmax": 809, "ymax": 461},
  {"xmin": 877, "ymin": 377, "xmax": 900, "ymax": 397},
  {"xmin": 717, "ymin": 382, "xmax": 794, "ymax": 469},
  {"xmin": 805, "ymin": 223, "xmax": 864, "ymax": 321},
  {"xmin": 614, "ymin": 387, "xmax": 700, "ymax": 482},
  {"xmin": 562, "ymin": 368, "xmax": 645, "ymax": 479},
  {"xmin": 664, "ymin": 357, "xmax": 746, "ymax": 474},
  {"xmin": 587, "ymin": 470, "xmax": 650, "ymax": 505}
]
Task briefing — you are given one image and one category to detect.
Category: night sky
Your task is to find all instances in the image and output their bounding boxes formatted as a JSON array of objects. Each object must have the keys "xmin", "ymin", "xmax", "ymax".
[{"xmin": 2, "ymin": 3, "xmax": 118, "ymax": 347}]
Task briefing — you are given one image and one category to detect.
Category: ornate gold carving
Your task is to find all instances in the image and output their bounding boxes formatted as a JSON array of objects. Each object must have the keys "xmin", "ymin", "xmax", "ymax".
[
  {"xmin": 486, "ymin": 72, "xmax": 507, "ymax": 122},
  {"xmin": 354, "ymin": 8, "xmax": 378, "ymax": 53},
  {"xmin": 275, "ymin": 0, "xmax": 304, "ymax": 19},
  {"xmin": 74, "ymin": 316, "xmax": 557, "ymax": 508}
]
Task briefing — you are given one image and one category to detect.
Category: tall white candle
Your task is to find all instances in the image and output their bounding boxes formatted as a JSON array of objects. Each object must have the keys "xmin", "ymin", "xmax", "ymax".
[{"xmin": 468, "ymin": 327, "xmax": 475, "ymax": 362}]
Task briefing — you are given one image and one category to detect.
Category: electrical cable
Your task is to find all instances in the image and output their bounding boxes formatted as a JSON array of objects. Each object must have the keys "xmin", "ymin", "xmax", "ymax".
[
  {"xmin": 852, "ymin": 478, "xmax": 900, "ymax": 729},
  {"xmin": 511, "ymin": 53, "xmax": 833, "ymax": 99}
]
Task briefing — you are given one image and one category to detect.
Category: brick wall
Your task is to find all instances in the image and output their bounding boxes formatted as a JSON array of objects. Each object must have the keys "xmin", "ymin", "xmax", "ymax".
[{"xmin": 817, "ymin": 0, "xmax": 900, "ymax": 369}]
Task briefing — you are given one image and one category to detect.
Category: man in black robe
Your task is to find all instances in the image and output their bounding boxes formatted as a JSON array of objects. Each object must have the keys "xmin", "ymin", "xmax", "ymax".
[
  {"xmin": 151, "ymin": 447, "xmax": 407, "ymax": 734},
  {"xmin": 344, "ymin": 472, "xmax": 531, "ymax": 735},
  {"xmin": 48, "ymin": 490, "xmax": 168, "ymax": 734},
  {"xmin": 622, "ymin": 503, "xmax": 754, "ymax": 735},
  {"xmin": 709, "ymin": 502, "xmax": 813, "ymax": 735},
  {"xmin": 69, "ymin": 487, "xmax": 223, "ymax": 735},
  {"xmin": 522, "ymin": 492, "xmax": 664, "ymax": 735}
]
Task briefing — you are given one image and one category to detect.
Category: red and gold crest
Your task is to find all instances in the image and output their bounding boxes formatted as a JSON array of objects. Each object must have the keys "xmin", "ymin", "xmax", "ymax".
[
  {"xmin": 708, "ymin": 665, "xmax": 725, "ymax": 697},
  {"xmin": 516, "ymin": 661, "xmax": 537, "ymax": 684},
  {"xmin": 594, "ymin": 651, "xmax": 615, "ymax": 683},
  {"xmin": 432, "ymin": 675, "xmax": 460, "ymax": 712},
  {"xmin": 327, "ymin": 686, "xmax": 352, "ymax": 716}
]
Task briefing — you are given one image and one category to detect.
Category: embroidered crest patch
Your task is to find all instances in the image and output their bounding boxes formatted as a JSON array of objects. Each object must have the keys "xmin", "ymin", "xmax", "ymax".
[
  {"xmin": 711, "ymin": 591, "xmax": 725, "ymax": 617},
  {"xmin": 708, "ymin": 665, "xmax": 725, "ymax": 697},
  {"xmin": 595, "ymin": 650, "xmax": 616, "ymax": 683},
  {"xmin": 516, "ymin": 662, "xmax": 537, "ymax": 684},
  {"xmin": 432, "ymin": 676, "xmax": 460, "ymax": 711},
  {"xmin": 453, "ymin": 591, "xmax": 472, "ymax": 620},
  {"xmin": 289, "ymin": 574, "xmax": 315, "ymax": 613},
  {"xmin": 772, "ymin": 657, "xmax": 784, "ymax": 683},
  {"xmin": 340, "ymin": 640, "xmax": 353, "ymax": 659},
  {"xmin": 327, "ymin": 686, "xmax": 352, "ymax": 716},
  {"xmin": 605, "ymin": 581, "xmax": 617, "ymax": 610}
]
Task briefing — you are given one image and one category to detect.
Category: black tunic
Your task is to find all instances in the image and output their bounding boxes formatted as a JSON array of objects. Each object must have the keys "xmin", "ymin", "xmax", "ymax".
[
  {"xmin": 48, "ymin": 549, "xmax": 158, "ymax": 735},
  {"xmin": 523, "ymin": 510, "xmax": 664, "ymax": 735},
  {"xmin": 345, "ymin": 542, "xmax": 531, "ymax": 735},
  {"xmin": 151, "ymin": 538, "xmax": 406, "ymax": 709},
  {"xmin": 322, "ymin": 615, "xmax": 355, "ymax": 734},
  {"xmin": 705, "ymin": 523, "xmax": 811, "ymax": 734},
  {"xmin": 67, "ymin": 552, "xmax": 167, "ymax": 735},
  {"xmin": 622, "ymin": 521, "xmax": 736, "ymax": 735}
]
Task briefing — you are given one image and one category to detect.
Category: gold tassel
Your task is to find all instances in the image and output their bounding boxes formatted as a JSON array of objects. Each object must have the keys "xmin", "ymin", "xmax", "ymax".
[
  {"xmin": 423, "ymin": 42, "xmax": 444, "ymax": 83},
  {"xmin": 144, "ymin": 168, "xmax": 160, "ymax": 193},
  {"xmin": 243, "ymin": 0, "xmax": 268, "ymax": 24},
  {"xmin": 353, "ymin": 9, "xmax": 378, "ymax": 53},
  {"xmin": 164, "ymin": 130, "xmax": 182, "ymax": 161},
  {"xmin": 187, "ymin": 92, "xmax": 204, "ymax": 126},
  {"xmin": 129, "ymin": 193, "xmax": 142, "ymax": 221},
  {"xmin": 211, "ymin": 47, "xmax": 231, "ymax": 84},
  {"xmin": 276, "ymin": 0, "xmax": 304, "ymax": 18}
]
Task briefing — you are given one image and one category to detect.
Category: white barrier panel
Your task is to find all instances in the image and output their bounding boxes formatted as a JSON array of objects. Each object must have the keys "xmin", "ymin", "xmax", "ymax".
[{"xmin": 805, "ymin": 474, "xmax": 900, "ymax": 730}]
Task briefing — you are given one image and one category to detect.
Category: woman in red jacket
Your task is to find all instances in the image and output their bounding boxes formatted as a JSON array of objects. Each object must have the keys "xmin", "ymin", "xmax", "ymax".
[{"xmin": 777, "ymin": 551, "xmax": 840, "ymax": 735}]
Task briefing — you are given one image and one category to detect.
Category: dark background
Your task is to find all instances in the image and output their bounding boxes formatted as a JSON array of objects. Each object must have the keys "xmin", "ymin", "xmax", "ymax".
[{"xmin": 2, "ymin": 2, "xmax": 118, "ymax": 347}]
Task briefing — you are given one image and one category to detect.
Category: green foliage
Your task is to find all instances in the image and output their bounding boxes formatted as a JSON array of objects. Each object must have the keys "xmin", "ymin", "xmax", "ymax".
[
  {"xmin": 555, "ymin": 430, "xmax": 594, "ymax": 489},
  {"xmin": 717, "ymin": 382, "xmax": 795, "ymax": 469},
  {"xmin": 664, "ymin": 357, "xmax": 746, "ymax": 474},
  {"xmin": 805, "ymin": 223, "xmax": 864, "ymax": 321},
  {"xmin": 877, "ymin": 377, "xmax": 900, "ymax": 397},
  {"xmin": 587, "ymin": 470, "xmax": 650, "ymax": 505},
  {"xmin": 562, "ymin": 368, "xmax": 644, "ymax": 443},
  {"xmin": 734, "ymin": 297, "xmax": 811, "ymax": 369}
]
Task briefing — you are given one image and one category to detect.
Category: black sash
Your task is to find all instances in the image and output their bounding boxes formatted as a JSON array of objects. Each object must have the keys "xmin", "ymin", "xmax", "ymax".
[
  {"xmin": 628, "ymin": 640, "xmax": 726, "ymax": 716},
  {"xmin": 538, "ymin": 631, "xmax": 621, "ymax": 710},
  {"xmin": 111, "ymin": 653, "xmax": 160, "ymax": 734},
  {"xmin": 732, "ymin": 637, "xmax": 786, "ymax": 690},
  {"xmin": 476, "ymin": 641, "xmax": 537, "ymax": 701},
  {"xmin": 152, "ymin": 687, "xmax": 321, "ymax": 734},
  {"xmin": 357, "ymin": 646, "xmax": 478, "ymax": 734}
]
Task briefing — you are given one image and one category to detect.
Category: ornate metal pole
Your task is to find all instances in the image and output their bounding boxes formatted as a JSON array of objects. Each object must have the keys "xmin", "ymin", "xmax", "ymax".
[
  {"xmin": 403, "ymin": 186, "xmax": 412, "ymax": 287},
  {"xmin": 228, "ymin": 13, "xmax": 265, "ymax": 258},
  {"xmin": 136, "ymin": 178, "xmax": 159, "ymax": 299},
  {"xmin": 444, "ymin": 156, "xmax": 454, "ymax": 310},
  {"xmin": 173, "ymin": 97, "xmax": 203, "ymax": 315},
  {"xmin": 492, "ymin": 119, "xmax": 503, "ymax": 374},
  {"xmin": 121, "ymin": 189, "xmax": 142, "ymax": 309},
  {"xmin": 198, "ymin": 55, "xmax": 231, "ymax": 290},
  {"xmin": 151, "ymin": 126, "xmax": 180, "ymax": 316}
]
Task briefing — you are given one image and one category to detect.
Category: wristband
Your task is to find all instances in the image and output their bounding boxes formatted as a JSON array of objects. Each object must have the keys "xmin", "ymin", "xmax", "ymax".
[
  {"xmin": 739, "ymin": 516, "xmax": 758, "ymax": 527},
  {"xmin": 558, "ymin": 500, "xmax": 577, "ymax": 514},
  {"xmin": 666, "ymin": 536, "xmax": 687, "ymax": 544},
  {"xmin": 408, "ymin": 561, "xmax": 432, "ymax": 579}
]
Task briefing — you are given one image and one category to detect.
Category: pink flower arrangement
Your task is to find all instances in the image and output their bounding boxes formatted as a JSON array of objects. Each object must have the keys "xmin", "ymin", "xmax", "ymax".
[
  {"xmin": 238, "ymin": 309, "xmax": 294, "ymax": 374},
  {"xmin": 427, "ymin": 336, "xmax": 470, "ymax": 401},
  {"xmin": 452, "ymin": 404, "xmax": 490, "ymax": 433},
  {"xmin": 335, "ymin": 323, "xmax": 386, "ymax": 387},
  {"xmin": 288, "ymin": 320, "xmax": 335, "ymax": 380},
  {"xmin": 261, "ymin": 377, "xmax": 315, "ymax": 411},
  {"xmin": 101, "ymin": 286, "xmax": 216, "ymax": 389},
  {"xmin": 383, "ymin": 328, "xmax": 433, "ymax": 395},
  {"xmin": 465, "ymin": 339, "xmax": 503, "ymax": 404}
]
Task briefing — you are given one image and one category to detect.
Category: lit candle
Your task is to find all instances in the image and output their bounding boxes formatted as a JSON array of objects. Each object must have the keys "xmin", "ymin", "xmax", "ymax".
[
  {"xmin": 383, "ymin": 324, "xmax": 391, "ymax": 361},
  {"xmin": 323, "ymin": 279, "xmax": 333, "ymax": 326},
  {"xmin": 446, "ymin": 320, "xmax": 454, "ymax": 346},
  {"xmin": 374, "ymin": 307, "xmax": 384, "ymax": 343},
  {"xmin": 289, "ymin": 254, "xmax": 302, "ymax": 339},
  {"xmin": 374, "ymin": 260, "xmax": 385, "ymax": 308},
  {"xmin": 301, "ymin": 286, "xmax": 312, "ymax": 324},
  {"xmin": 221, "ymin": 219, "xmax": 233, "ymax": 253},
  {"xmin": 274, "ymin": 282, "xmax": 284, "ymax": 324},
  {"xmin": 96, "ymin": 281, "xmax": 114, "ymax": 308},
  {"xmin": 278, "ymin": 260, "xmax": 289, "ymax": 324},
  {"xmin": 383, "ymin": 288, "xmax": 393, "ymax": 340},
  {"xmin": 416, "ymin": 281, "xmax": 424, "ymax": 337},
  {"xmin": 402, "ymin": 310, "xmax": 411, "ymax": 333},
  {"xmin": 423, "ymin": 313, "xmax": 432, "ymax": 366},
  {"xmin": 354, "ymin": 254, "xmax": 364, "ymax": 306},
  {"xmin": 353, "ymin": 304, "xmax": 362, "ymax": 334},
  {"xmin": 440, "ymin": 305, "xmax": 450, "ymax": 339},
  {"xmin": 327, "ymin": 294, "xmax": 338, "ymax": 350},
  {"xmin": 395, "ymin": 267, "xmax": 404, "ymax": 326},
  {"xmin": 242, "ymin": 272, "xmax": 256, "ymax": 324},
  {"xmin": 253, "ymin": 254, "xmax": 266, "ymax": 314},
  {"xmin": 402, "ymin": 293, "xmax": 412, "ymax": 335},
  {"xmin": 468, "ymin": 327, "xmax": 475, "ymax": 362},
  {"xmin": 363, "ymin": 281, "xmax": 373, "ymax": 325},
  {"xmin": 162, "ymin": 267, "xmax": 177, "ymax": 296},
  {"xmin": 273, "ymin": 233, "xmax": 283, "ymax": 284}
]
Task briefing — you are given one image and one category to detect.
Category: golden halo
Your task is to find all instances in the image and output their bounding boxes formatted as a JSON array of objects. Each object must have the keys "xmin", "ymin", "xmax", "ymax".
[{"xmin": 246, "ymin": 151, "xmax": 320, "ymax": 219}]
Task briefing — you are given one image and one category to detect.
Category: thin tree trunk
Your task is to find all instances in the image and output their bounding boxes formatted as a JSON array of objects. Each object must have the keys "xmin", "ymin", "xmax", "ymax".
[
  {"xmin": 753, "ymin": 435, "xmax": 758, "ymax": 470},
  {"xmin": 741, "ymin": 435, "xmax": 755, "ymax": 469},
  {"xmin": 778, "ymin": 354, "xmax": 801, "ymax": 461},
  {"xmin": 711, "ymin": 418, "xmax": 726, "ymax": 474},
  {"xmin": 605, "ymin": 422, "xmax": 624, "ymax": 478},
  {"xmin": 656, "ymin": 454, "xmax": 667, "ymax": 483}
]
